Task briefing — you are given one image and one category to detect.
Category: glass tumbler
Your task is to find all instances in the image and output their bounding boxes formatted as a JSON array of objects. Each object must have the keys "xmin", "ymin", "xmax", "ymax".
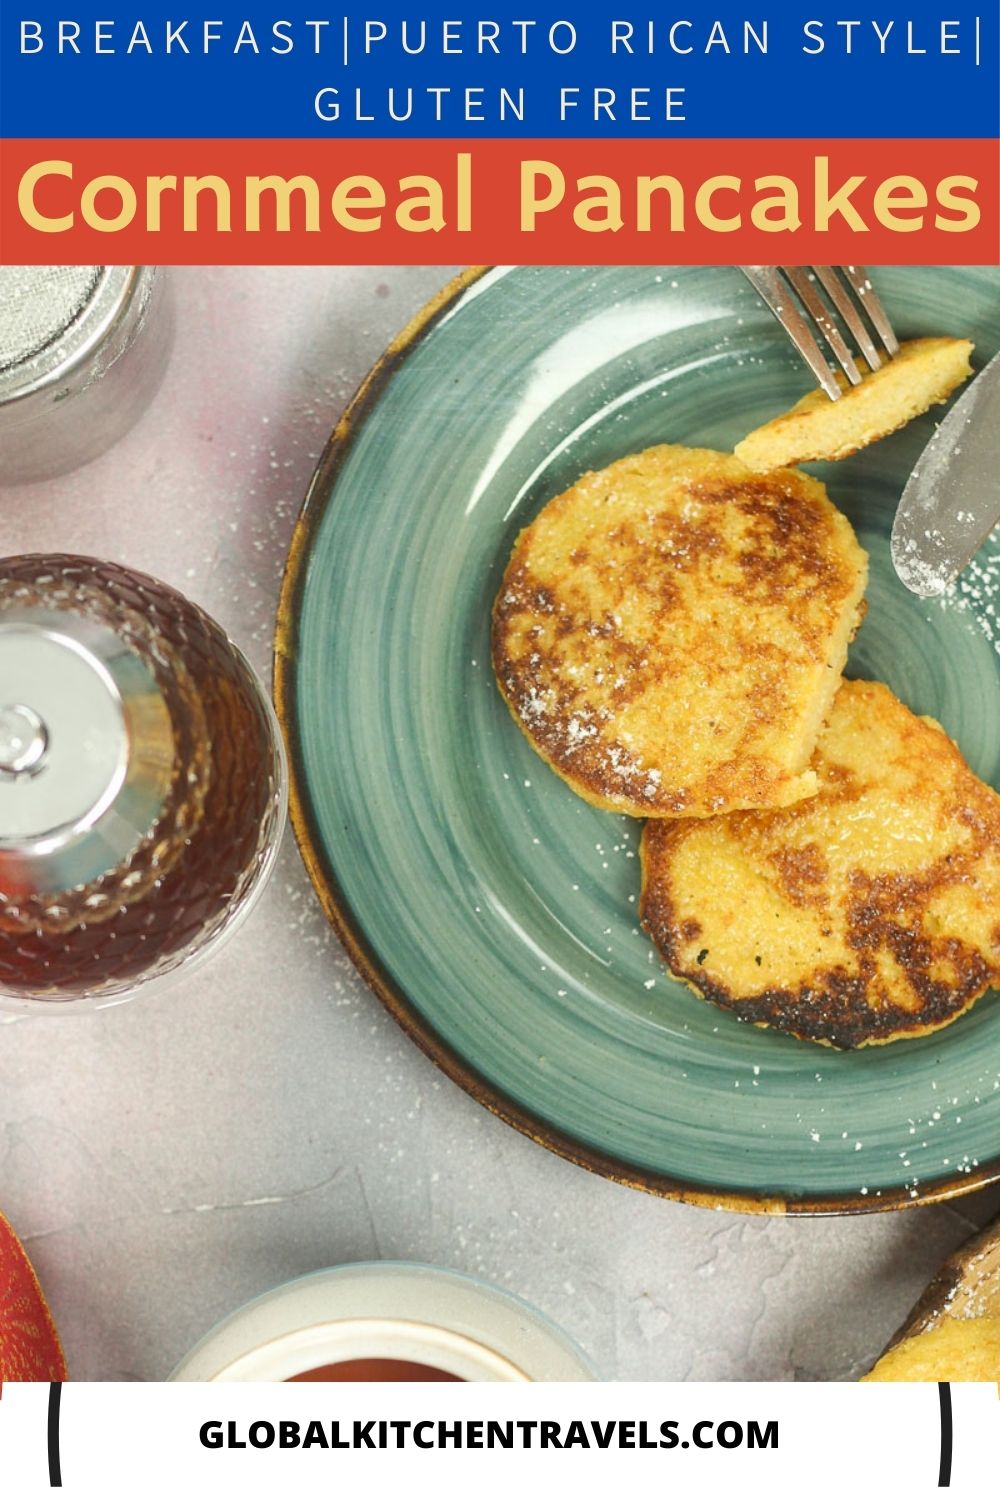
[{"xmin": 0, "ymin": 554, "xmax": 287, "ymax": 1009}]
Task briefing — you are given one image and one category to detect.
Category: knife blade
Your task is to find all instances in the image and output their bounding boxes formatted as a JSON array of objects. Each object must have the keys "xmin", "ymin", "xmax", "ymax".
[{"xmin": 890, "ymin": 347, "xmax": 1000, "ymax": 598}]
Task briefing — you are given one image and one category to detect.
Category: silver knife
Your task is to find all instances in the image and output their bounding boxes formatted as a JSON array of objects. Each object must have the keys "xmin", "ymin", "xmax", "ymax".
[{"xmin": 891, "ymin": 347, "xmax": 1000, "ymax": 597}]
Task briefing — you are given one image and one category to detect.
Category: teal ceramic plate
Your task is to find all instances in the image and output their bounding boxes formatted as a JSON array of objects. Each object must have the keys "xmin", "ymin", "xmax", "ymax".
[{"xmin": 277, "ymin": 267, "xmax": 1000, "ymax": 1214}]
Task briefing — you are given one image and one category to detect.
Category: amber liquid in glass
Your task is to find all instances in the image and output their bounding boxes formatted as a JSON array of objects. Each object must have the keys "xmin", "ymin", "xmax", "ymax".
[
  {"xmin": 0, "ymin": 557, "xmax": 278, "ymax": 999},
  {"xmin": 288, "ymin": 1360, "xmax": 463, "ymax": 1382}
]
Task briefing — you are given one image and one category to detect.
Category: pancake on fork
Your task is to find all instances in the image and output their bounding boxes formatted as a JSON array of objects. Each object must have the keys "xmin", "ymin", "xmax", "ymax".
[
  {"xmin": 492, "ymin": 444, "xmax": 867, "ymax": 819},
  {"xmin": 735, "ymin": 336, "xmax": 973, "ymax": 471},
  {"xmin": 640, "ymin": 679, "xmax": 1000, "ymax": 1049}
]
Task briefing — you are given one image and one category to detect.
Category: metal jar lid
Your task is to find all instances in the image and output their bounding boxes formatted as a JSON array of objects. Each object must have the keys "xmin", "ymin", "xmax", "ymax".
[
  {"xmin": 0, "ymin": 607, "xmax": 175, "ymax": 898},
  {"xmin": 0, "ymin": 266, "xmax": 172, "ymax": 484},
  {"xmin": 1, "ymin": 267, "xmax": 137, "ymax": 401}
]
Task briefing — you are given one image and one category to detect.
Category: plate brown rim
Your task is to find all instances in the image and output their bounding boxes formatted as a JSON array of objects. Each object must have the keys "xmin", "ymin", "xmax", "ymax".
[{"xmin": 273, "ymin": 264, "xmax": 1000, "ymax": 1218}]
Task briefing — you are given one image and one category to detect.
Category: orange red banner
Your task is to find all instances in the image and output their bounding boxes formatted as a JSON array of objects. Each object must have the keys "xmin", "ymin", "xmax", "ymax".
[{"xmin": 4, "ymin": 137, "xmax": 998, "ymax": 264}]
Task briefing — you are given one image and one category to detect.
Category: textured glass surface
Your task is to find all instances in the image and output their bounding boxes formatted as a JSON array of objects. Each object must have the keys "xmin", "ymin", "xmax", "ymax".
[{"xmin": 0, "ymin": 555, "xmax": 285, "ymax": 1002}]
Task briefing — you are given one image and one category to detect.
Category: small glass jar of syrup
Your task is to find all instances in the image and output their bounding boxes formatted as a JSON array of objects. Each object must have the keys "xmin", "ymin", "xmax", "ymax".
[{"xmin": 0, "ymin": 554, "xmax": 287, "ymax": 1008}]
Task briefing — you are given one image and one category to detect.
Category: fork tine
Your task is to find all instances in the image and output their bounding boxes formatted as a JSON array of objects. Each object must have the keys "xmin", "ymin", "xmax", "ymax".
[
  {"xmin": 785, "ymin": 268, "xmax": 862, "ymax": 386},
  {"xmin": 813, "ymin": 266, "xmax": 882, "ymax": 371},
  {"xmin": 740, "ymin": 265, "xmax": 841, "ymax": 400},
  {"xmin": 841, "ymin": 266, "xmax": 900, "ymax": 357}
]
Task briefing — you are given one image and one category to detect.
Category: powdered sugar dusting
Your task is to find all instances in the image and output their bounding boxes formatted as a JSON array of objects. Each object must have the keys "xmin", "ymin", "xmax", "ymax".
[{"xmin": 935, "ymin": 545, "xmax": 1000, "ymax": 653}]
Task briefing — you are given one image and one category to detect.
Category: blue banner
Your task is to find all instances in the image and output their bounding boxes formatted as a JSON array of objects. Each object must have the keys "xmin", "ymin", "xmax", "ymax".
[{"xmin": 2, "ymin": 2, "xmax": 996, "ymax": 140}]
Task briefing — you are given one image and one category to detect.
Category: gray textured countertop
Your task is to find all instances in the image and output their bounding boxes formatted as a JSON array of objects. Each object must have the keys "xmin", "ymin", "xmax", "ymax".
[{"xmin": 2, "ymin": 266, "xmax": 997, "ymax": 1382}]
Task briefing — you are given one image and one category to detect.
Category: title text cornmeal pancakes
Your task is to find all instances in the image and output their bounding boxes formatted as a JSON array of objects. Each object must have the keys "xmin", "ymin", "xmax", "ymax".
[
  {"xmin": 640, "ymin": 679, "xmax": 1000, "ymax": 1049},
  {"xmin": 492, "ymin": 444, "xmax": 867, "ymax": 819}
]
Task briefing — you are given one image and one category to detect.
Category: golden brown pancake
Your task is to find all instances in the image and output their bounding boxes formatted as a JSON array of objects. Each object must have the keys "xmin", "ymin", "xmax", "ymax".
[
  {"xmin": 865, "ymin": 1218, "xmax": 1000, "ymax": 1379},
  {"xmin": 640, "ymin": 679, "xmax": 1000, "ymax": 1048},
  {"xmin": 492, "ymin": 444, "xmax": 867, "ymax": 819},
  {"xmin": 863, "ymin": 1318, "xmax": 1000, "ymax": 1381},
  {"xmin": 735, "ymin": 336, "xmax": 973, "ymax": 471}
]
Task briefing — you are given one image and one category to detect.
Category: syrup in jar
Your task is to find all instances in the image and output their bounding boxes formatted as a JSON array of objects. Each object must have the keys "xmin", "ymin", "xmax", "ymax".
[{"xmin": 0, "ymin": 554, "xmax": 286, "ymax": 1006}]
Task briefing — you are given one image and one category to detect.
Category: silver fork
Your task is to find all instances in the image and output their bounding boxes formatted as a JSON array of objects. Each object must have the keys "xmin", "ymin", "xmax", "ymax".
[{"xmin": 740, "ymin": 265, "xmax": 900, "ymax": 400}]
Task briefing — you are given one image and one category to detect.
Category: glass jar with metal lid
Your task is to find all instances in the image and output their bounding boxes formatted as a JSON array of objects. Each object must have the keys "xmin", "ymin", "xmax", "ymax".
[
  {"xmin": 0, "ymin": 554, "xmax": 287, "ymax": 1008},
  {"xmin": 0, "ymin": 266, "xmax": 172, "ymax": 484}
]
